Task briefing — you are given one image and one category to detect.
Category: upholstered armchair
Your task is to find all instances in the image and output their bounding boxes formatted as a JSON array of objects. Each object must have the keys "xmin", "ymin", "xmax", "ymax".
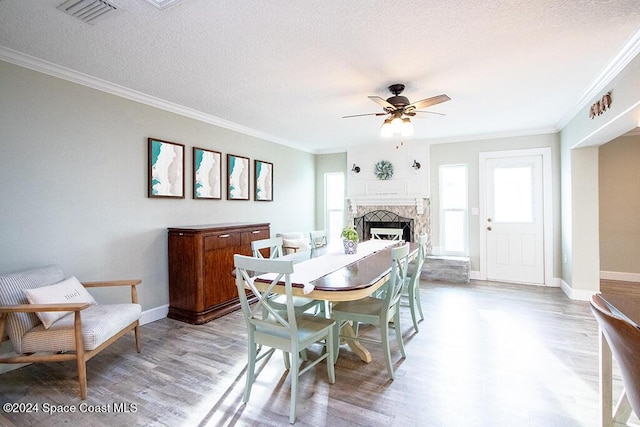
[
  {"xmin": 276, "ymin": 232, "xmax": 311, "ymax": 255},
  {"xmin": 0, "ymin": 265, "xmax": 142, "ymax": 399}
]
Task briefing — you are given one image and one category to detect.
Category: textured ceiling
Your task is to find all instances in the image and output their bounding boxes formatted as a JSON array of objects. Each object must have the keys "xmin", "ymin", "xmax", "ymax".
[{"xmin": 1, "ymin": 0, "xmax": 639, "ymax": 153}]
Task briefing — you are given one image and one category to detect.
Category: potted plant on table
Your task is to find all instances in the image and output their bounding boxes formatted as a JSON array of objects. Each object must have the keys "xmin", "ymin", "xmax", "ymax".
[{"xmin": 341, "ymin": 225, "xmax": 359, "ymax": 254}]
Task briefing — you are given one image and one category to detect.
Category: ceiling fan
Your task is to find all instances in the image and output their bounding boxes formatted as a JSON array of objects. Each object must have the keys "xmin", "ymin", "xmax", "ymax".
[{"xmin": 343, "ymin": 84, "xmax": 450, "ymax": 137}]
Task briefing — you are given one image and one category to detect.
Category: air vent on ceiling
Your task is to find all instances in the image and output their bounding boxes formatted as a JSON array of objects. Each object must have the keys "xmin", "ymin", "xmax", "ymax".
[
  {"xmin": 57, "ymin": 0, "xmax": 118, "ymax": 25},
  {"xmin": 144, "ymin": 0, "xmax": 184, "ymax": 9}
]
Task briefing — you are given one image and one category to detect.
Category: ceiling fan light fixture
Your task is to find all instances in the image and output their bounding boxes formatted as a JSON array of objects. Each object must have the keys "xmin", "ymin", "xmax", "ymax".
[
  {"xmin": 401, "ymin": 118, "xmax": 414, "ymax": 137},
  {"xmin": 380, "ymin": 118, "xmax": 393, "ymax": 137},
  {"xmin": 391, "ymin": 115, "xmax": 403, "ymax": 133}
]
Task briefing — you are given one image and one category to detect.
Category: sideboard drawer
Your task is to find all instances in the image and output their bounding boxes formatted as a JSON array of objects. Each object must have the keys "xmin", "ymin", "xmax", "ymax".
[{"xmin": 204, "ymin": 232, "xmax": 241, "ymax": 251}]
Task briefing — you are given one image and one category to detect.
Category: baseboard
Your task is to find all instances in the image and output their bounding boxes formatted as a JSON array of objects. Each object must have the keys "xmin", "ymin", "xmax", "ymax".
[
  {"xmin": 600, "ymin": 270, "xmax": 640, "ymax": 282},
  {"xmin": 140, "ymin": 304, "xmax": 169, "ymax": 325},
  {"xmin": 470, "ymin": 270, "xmax": 481, "ymax": 280},
  {"xmin": 559, "ymin": 279, "xmax": 595, "ymax": 301}
]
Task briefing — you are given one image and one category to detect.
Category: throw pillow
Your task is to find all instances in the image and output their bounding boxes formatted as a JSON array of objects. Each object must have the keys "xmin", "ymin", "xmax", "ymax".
[{"xmin": 23, "ymin": 276, "xmax": 97, "ymax": 329}]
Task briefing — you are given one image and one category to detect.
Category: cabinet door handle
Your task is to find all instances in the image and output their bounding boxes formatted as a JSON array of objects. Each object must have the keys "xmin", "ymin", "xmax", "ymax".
[
  {"xmin": 252, "ymin": 230, "xmax": 261, "ymax": 234},
  {"xmin": 219, "ymin": 234, "xmax": 231, "ymax": 238}
]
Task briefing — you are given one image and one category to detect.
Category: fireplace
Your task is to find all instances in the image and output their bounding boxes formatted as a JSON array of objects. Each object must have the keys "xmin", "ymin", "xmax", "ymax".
[
  {"xmin": 346, "ymin": 198, "xmax": 431, "ymax": 252},
  {"xmin": 354, "ymin": 210, "xmax": 414, "ymax": 242}
]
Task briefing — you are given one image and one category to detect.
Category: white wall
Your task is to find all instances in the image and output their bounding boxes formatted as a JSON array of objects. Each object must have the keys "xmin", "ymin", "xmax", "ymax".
[
  {"xmin": 346, "ymin": 141, "xmax": 429, "ymax": 198},
  {"xmin": 0, "ymin": 60, "xmax": 316, "ymax": 312},
  {"xmin": 560, "ymin": 52, "xmax": 640, "ymax": 296}
]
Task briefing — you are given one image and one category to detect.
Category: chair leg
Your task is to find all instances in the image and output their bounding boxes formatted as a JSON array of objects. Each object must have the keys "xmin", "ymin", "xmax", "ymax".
[
  {"xmin": 326, "ymin": 329, "xmax": 335, "ymax": 384},
  {"xmin": 244, "ymin": 337, "xmax": 257, "ymax": 403},
  {"xmin": 333, "ymin": 321, "xmax": 341, "ymax": 364},
  {"xmin": 394, "ymin": 310, "xmax": 406, "ymax": 358},
  {"xmin": 283, "ymin": 351, "xmax": 291, "ymax": 370},
  {"xmin": 380, "ymin": 319, "xmax": 394, "ymax": 380},
  {"xmin": 408, "ymin": 287, "xmax": 419, "ymax": 333},
  {"xmin": 415, "ymin": 286, "xmax": 424, "ymax": 321},
  {"xmin": 134, "ymin": 324, "xmax": 142, "ymax": 353},
  {"xmin": 289, "ymin": 347, "xmax": 300, "ymax": 424},
  {"xmin": 73, "ymin": 311, "xmax": 87, "ymax": 399}
]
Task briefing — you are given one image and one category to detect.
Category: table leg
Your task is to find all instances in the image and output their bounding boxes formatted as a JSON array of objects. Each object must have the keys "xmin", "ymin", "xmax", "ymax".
[
  {"xmin": 341, "ymin": 322, "xmax": 372, "ymax": 363},
  {"xmin": 613, "ymin": 390, "xmax": 632, "ymax": 425},
  {"xmin": 600, "ymin": 328, "xmax": 633, "ymax": 427},
  {"xmin": 601, "ymin": 328, "xmax": 613, "ymax": 427}
]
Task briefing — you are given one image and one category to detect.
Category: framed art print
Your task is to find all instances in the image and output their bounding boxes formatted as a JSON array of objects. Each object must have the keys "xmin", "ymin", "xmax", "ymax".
[
  {"xmin": 148, "ymin": 138, "xmax": 185, "ymax": 198},
  {"xmin": 254, "ymin": 159, "xmax": 273, "ymax": 201},
  {"xmin": 227, "ymin": 154, "xmax": 250, "ymax": 200},
  {"xmin": 193, "ymin": 147, "xmax": 222, "ymax": 199}
]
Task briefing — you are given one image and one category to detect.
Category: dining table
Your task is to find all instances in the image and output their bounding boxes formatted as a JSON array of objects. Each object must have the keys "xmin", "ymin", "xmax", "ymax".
[
  {"xmin": 595, "ymin": 293, "xmax": 640, "ymax": 427},
  {"xmin": 253, "ymin": 239, "xmax": 418, "ymax": 363}
]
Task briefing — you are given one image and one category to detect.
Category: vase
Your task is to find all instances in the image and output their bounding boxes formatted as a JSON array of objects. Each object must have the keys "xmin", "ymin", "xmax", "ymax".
[{"xmin": 343, "ymin": 239, "xmax": 358, "ymax": 254}]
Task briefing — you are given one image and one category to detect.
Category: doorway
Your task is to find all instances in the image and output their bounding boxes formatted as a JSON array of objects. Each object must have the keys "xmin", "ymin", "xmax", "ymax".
[{"xmin": 479, "ymin": 148, "xmax": 553, "ymax": 285}]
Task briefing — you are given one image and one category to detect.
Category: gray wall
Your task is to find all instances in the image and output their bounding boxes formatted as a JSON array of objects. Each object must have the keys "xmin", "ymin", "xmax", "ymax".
[
  {"xmin": 429, "ymin": 133, "xmax": 561, "ymax": 277},
  {"xmin": 0, "ymin": 60, "xmax": 316, "ymax": 311},
  {"xmin": 599, "ymin": 134, "xmax": 640, "ymax": 275}
]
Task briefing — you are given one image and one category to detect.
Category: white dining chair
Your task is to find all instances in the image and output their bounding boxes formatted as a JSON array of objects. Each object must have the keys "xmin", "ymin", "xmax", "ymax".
[
  {"xmin": 331, "ymin": 244, "xmax": 410, "ymax": 379},
  {"xmin": 234, "ymin": 254, "xmax": 336, "ymax": 424},
  {"xmin": 251, "ymin": 237, "xmax": 284, "ymax": 259},
  {"xmin": 402, "ymin": 234, "xmax": 428, "ymax": 332},
  {"xmin": 309, "ymin": 230, "xmax": 328, "ymax": 248},
  {"xmin": 251, "ymin": 237, "xmax": 326, "ymax": 317},
  {"xmin": 370, "ymin": 227, "xmax": 403, "ymax": 241}
]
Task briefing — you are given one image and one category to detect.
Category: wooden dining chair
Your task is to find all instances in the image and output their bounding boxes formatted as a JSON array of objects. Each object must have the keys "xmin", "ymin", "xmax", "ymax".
[
  {"xmin": 331, "ymin": 244, "xmax": 410, "ymax": 379},
  {"xmin": 251, "ymin": 237, "xmax": 284, "ymax": 259},
  {"xmin": 590, "ymin": 293, "xmax": 640, "ymax": 417},
  {"xmin": 234, "ymin": 255, "xmax": 336, "ymax": 424},
  {"xmin": 402, "ymin": 234, "xmax": 428, "ymax": 332},
  {"xmin": 309, "ymin": 230, "xmax": 328, "ymax": 248},
  {"xmin": 370, "ymin": 227, "xmax": 403, "ymax": 241}
]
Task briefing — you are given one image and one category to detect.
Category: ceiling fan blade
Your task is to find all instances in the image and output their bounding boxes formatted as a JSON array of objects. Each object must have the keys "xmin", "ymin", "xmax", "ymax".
[
  {"xmin": 406, "ymin": 94, "xmax": 450, "ymax": 111},
  {"xmin": 342, "ymin": 112, "xmax": 388, "ymax": 118},
  {"xmin": 368, "ymin": 95, "xmax": 397, "ymax": 111},
  {"xmin": 413, "ymin": 110, "xmax": 446, "ymax": 116}
]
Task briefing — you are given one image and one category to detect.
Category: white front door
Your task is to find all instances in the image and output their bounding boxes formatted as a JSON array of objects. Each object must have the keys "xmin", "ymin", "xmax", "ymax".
[{"xmin": 484, "ymin": 154, "xmax": 544, "ymax": 284}]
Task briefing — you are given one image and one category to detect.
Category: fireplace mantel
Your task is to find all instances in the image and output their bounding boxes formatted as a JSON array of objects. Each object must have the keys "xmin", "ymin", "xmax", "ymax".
[{"xmin": 348, "ymin": 196, "xmax": 428, "ymax": 215}]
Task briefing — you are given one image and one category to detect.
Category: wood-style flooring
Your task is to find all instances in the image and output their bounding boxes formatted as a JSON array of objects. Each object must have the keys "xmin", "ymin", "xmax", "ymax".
[{"xmin": 0, "ymin": 280, "xmax": 633, "ymax": 426}]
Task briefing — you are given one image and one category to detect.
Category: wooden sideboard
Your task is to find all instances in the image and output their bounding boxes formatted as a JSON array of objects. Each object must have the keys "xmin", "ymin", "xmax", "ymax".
[{"xmin": 167, "ymin": 222, "xmax": 270, "ymax": 324}]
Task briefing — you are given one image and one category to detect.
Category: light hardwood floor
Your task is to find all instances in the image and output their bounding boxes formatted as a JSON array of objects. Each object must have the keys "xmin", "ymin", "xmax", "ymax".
[{"xmin": 0, "ymin": 280, "xmax": 631, "ymax": 426}]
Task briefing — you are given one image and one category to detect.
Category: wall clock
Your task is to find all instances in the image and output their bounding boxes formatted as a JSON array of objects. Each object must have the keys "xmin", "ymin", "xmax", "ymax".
[{"xmin": 374, "ymin": 160, "xmax": 394, "ymax": 180}]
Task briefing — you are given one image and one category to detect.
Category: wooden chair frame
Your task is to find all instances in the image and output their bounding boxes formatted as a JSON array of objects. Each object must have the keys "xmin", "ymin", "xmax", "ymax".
[{"xmin": 0, "ymin": 280, "xmax": 141, "ymax": 400}]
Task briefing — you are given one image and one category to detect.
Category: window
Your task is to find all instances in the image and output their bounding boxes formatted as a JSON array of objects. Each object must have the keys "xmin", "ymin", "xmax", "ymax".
[
  {"xmin": 325, "ymin": 172, "xmax": 345, "ymax": 244},
  {"xmin": 440, "ymin": 164, "xmax": 468, "ymax": 255}
]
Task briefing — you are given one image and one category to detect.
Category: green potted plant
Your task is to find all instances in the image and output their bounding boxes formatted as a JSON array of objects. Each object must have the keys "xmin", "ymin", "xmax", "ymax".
[{"xmin": 340, "ymin": 225, "xmax": 359, "ymax": 254}]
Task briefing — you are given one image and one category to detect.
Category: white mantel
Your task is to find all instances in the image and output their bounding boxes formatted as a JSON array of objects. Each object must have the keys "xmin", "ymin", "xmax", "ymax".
[{"xmin": 348, "ymin": 195, "xmax": 427, "ymax": 214}]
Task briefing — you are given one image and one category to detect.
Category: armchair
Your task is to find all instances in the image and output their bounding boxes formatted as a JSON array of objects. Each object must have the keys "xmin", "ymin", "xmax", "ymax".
[{"xmin": 0, "ymin": 265, "xmax": 142, "ymax": 399}]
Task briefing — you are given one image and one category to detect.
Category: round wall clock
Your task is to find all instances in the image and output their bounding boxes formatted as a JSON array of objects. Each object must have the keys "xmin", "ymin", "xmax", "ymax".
[{"xmin": 374, "ymin": 160, "xmax": 394, "ymax": 180}]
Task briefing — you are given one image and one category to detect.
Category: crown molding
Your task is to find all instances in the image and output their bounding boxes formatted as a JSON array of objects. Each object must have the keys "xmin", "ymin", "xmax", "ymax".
[
  {"xmin": 0, "ymin": 46, "xmax": 314, "ymax": 153},
  {"xmin": 556, "ymin": 26, "xmax": 640, "ymax": 130},
  {"xmin": 424, "ymin": 127, "xmax": 559, "ymax": 145}
]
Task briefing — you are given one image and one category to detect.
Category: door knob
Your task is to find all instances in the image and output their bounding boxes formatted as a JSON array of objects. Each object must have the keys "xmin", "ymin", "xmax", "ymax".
[{"xmin": 487, "ymin": 226, "xmax": 492, "ymax": 231}]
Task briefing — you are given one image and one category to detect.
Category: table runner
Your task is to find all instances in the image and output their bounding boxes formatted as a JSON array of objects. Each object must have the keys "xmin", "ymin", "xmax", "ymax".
[{"xmin": 257, "ymin": 239, "xmax": 397, "ymax": 293}]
